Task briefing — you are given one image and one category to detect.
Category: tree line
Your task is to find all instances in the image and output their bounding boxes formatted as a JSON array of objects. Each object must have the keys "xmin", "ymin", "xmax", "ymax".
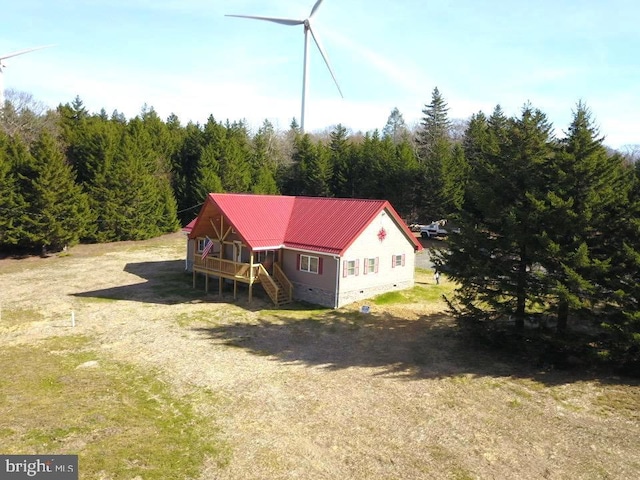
[
  {"xmin": 0, "ymin": 88, "xmax": 459, "ymax": 251},
  {"xmin": 0, "ymin": 87, "xmax": 638, "ymax": 372}
]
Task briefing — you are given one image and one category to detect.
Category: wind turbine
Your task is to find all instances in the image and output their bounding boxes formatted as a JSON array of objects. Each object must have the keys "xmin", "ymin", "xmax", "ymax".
[
  {"xmin": 226, "ymin": 0, "xmax": 343, "ymax": 132},
  {"xmin": 0, "ymin": 45, "xmax": 54, "ymax": 107}
]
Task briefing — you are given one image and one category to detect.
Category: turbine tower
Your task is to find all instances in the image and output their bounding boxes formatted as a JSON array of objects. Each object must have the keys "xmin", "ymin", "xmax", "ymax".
[
  {"xmin": 0, "ymin": 45, "xmax": 54, "ymax": 107},
  {"xmin": 226, "ymin": 0, "xmax": 343, "ymax": 132}
]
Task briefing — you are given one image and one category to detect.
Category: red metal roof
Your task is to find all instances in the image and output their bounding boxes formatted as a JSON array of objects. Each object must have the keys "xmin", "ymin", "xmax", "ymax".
[
  {"xmin": 189, "ymin": 194, "xmax": 422, "ymax": 255},
  {"xmin": 181, "ymin": 218, "xmax": 197, "ymax": 233},
  {"xmin": 285, "ymin": 197, "xmax": 388, "ymax": 254},
  {"xmin": 210, "ymin": 193, "xmax": 295, "ymax": 250}
]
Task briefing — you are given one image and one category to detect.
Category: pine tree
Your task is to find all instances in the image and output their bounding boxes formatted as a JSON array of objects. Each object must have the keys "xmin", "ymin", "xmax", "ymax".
[
  {"xmin": 289, "ymin": 134, "xmax": 332, "ymax": 197},
  {"xmin": 0, "ymin": 132, "xmax": 27, "ymax": 247},
  {"xmin": 305, "ymin": 142, "xmax": 333, "ymax": 197},
  {"xmin": 328, "ymin": 124, "xmax": 353, "ymax": 197},
  {"xmin": 357, "ymin": 130, "xmax": 387, "ymax": 199},
  {"xmin": 249, "ymin": 120, "xmax": 280, "ymax": 194},
  {"xmin": 27, "ymin": 131, "xmax": 93, "ymax": 251},
  {"xmin": 437, "ymin": 104, "xmax": 554, "ymax": 329},
  {"xmin": 417, "ymin": 88, "xmax": 451, "ymax": 149},
  {"xmin": 4, "ymin": 134, "xmax": 40, "ymax": 248},
  {"xmin": 603, "ymin": 164, "xmax": 640, "ymax": 370},
  {"xmin": 88, "ymin": 122, "xmax": 176, "ymax": 241},
  {"xmin": 415, "ymin": 87, "xmax": 455, "ymax": 220},
  {"xmin": 195, "ymin": 143, "xmax": 224, "ymax": 199},
  {"xmin": 173, "ymin": 122, "xmax": 205, "ymax": 223},
  {"xmin": 441, "ymin": 143, "xmax": 468, "ymax": 214},
  {"xmin": 58, "ymin": 101, "xmax": 122, "ymax": 187},
  {"xmin": 220, "ymin": 121, "xmax": 252, "ymax": 193},
  {"xmin": 390, "ymin": 136, "xmax": 420, "ymax": 218},
  {"xmin": 536, "ymin": 102, "xmax": 624, "ymax": 332}
]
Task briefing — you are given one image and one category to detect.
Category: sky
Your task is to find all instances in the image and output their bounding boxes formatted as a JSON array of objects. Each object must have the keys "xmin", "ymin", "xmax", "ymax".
[{"xmin": 2, "ymin": 0, "xmax": 639, "ymax": 149}]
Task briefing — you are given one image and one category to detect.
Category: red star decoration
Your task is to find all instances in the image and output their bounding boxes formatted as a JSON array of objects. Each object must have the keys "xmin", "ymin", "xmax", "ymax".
[{"xmin": 377, "ymin": 227, "xmax": 387, "ymax": 241}]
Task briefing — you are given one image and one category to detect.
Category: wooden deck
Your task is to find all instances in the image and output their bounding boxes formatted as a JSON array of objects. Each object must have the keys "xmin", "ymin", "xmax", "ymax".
[
  {"xmin": 193, "ymin": 255, "xmax": 260, "ymax": 281},
  {"xmin": 192, "ymin": 255, "xmax": 293, "ymax": 306}
]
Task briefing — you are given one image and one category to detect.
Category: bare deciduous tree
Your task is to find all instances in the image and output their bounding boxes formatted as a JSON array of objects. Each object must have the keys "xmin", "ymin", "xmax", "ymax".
[{"xmin": 0, "ymin": 89, "xmax": 59, "ymax": 145}]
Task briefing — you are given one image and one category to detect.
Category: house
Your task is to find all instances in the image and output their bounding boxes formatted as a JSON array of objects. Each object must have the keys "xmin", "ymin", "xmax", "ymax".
[{"xmin": 185, "ymin": 193, "xmax": 422, "ymax": 308}]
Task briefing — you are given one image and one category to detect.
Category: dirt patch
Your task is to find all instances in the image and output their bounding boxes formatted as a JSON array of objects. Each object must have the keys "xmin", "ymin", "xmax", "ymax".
[{"xmin": 1, "ymin": 233, "xmax": 639, "ymax": 480}]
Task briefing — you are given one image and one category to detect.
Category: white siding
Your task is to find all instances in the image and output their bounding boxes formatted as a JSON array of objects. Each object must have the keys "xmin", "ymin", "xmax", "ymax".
[{"xmin": 336, "ymin": 209, "xmax": 417, "ymax": 306}]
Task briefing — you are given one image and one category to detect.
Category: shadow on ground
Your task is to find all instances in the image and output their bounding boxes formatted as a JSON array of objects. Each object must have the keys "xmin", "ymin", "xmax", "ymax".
[
  {"xmin": 194, "ymin": 308, "xmax": 639, "ymax": 386},
  {"xmin": 72, "ymin": 260, "xmax": 271, "ymax": 308}
]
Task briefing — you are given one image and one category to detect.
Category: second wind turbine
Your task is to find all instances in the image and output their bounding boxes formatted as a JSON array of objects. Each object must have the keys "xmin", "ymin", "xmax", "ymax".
[{"xmin": 226, "ymin": 0, "xmax": 343, "ymax": 132}]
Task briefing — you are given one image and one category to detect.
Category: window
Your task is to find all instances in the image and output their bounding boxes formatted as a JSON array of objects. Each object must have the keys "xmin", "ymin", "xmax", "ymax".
[
  {"xmin": 347, "ymin": 260, "xmax": 356, "ymax": 276},
  {"xmin": 364, "ymin": 257, "xmax": 378, "ymax": 274},
  {"xmin": 300, "ymin": 254, "xmax": 320, "ymax": 274},
  {"xmin": 342, "ymin": 259, "xmax": 359, "ymax": 277},
  {"xmin": 392, "ymin": 254, "xmax": 405, "ymax": 268},
  {"xmin": 197, "ymin": 238, "xmax": 207, "ymax": 253}
]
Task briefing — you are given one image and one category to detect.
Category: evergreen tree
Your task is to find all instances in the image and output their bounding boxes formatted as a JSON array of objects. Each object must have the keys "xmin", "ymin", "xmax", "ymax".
[
  {"xmin": 437, "ymin": 104, "xmax": 554, "ymax": 329},
  {"xmin": 441, "ymin": 142, "xmax": 469, "ymax": 213},
  {"xmin": 356, "ymin": 130, "xmax": 387, "ymax": 199},
  {"xmin": 462, "ymin": 112, "xmax": 490, "ymax": 170},
  {"xmin": 304, "ymin": 141, "xmax": 333, "ymax": 197},
  {"xmin": 250, "ymin": 165, "xmax": 279, "ymax": 194},
  {"xmin": 328, "ymin": 124, "xmax": 353, "ymax": 197},
  {"xmin": 415, "ymin": 87, "xmax": 455, "ymax": 220},
  {"xmin": 280, "ymin": 133, "xmax": 311, "ymax": 195},
  {"xmin": 4, "ymin": 134, "xmax": 39, "ymax": 248},
  {"xmin": 536, "ymin": 102, "xmax": 624, "ymax": 332},
  {"xmin": 88, "ymin": 123, "xmax": 176, "ymax": 241},
  {"xmin": 286, "ymin": 134, "xmax": 332, "ymax": 197},
  {"xmin": 0, "ymin": 133, "xmax": 27, "ymax": 247},
  {"xmin": 249, "ymin": 120, "xmax": 279, "ymax": 194},
  {"xmin": 390, "ymin": 136, "xmax": 420, "ymax": 218},
  {"xmin": 603, "ymin": 164, "xmax": 640, "ymax": 370},
  {"xmin": 173, "ymin": 122, "xmax": 204, "ymax": 223},
  {"xmin": 27, "ymin": 131, "xmax": 93, "ymax": 251},
  {"xmin": 417, "ymin": 87, "xmax": 451, "ymax": 157},
  {"xmin": 220, "ymin": 120, "xmax": 252, "ymax": 193},
  {"xmin": 195, "ymin": 143, "xmax": 224, "ymax": 199},
  {"xmin": 58, "ymin": 100, "xmax": 122, "ymax": 187}
]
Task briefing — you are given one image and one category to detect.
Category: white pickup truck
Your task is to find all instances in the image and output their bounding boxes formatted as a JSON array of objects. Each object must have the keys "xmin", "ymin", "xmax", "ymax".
[{"xmin": 420, "ymin": 222, "xmax": 449, "ymax": 239}]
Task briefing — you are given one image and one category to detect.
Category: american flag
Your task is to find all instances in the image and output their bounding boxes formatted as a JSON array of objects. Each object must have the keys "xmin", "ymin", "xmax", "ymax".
[{"xmin": 201, "ymin": 236, "xmax": 214, "ymax": 260}]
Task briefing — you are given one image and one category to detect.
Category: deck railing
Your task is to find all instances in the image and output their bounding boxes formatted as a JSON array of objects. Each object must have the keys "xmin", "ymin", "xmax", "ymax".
[
  {"xmin": 273, "ymin": 263, "xmax": 293, "ymax": 301},
  {"xmin": 257, "ymin": 264, "xmax": 280, "ymax": 305},
  {"xmin": 193, "ymin": 255, "xmax": 260, "ymax": 280}
]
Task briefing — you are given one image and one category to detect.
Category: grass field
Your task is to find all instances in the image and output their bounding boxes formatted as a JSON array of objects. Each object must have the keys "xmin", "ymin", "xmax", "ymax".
[{"xmin": 1, "ymin": 233, "xmax": 638, "ymax": 479}]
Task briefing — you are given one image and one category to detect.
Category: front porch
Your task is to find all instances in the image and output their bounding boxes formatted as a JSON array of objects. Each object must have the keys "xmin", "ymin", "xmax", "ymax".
[{"xmin": 192, "ymin": 254, "xmax": 293, "ymax": 306}]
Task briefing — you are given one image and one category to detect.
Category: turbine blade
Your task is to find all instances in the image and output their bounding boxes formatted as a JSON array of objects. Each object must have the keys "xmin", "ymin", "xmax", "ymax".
[
  {"xmin": 225, "ymin": 14, "xmax": 303, "ymax": 26},
  {"xmin": 0, "ymin": 44, "xmax": 55, "ymax": 62},
  {"xmin": 308, "ymin": 24, "xmax": 343, "ymax": 98},
  {"xmin": 309, "ymin": 0, "xmax": 325, "ymax": 18}
]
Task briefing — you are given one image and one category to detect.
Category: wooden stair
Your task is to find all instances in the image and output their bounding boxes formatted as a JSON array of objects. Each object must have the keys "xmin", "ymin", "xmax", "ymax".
[
  {"xmin": 258, "ymin": 265, "xmax": 293, "ymax": 307},
  {"xmin": 272, "ymin": 277, "xmax": 292, "ymax": 306},
  {"xmin": 234, "ymin": 264, "xmax": 249, "ymax": 278}
]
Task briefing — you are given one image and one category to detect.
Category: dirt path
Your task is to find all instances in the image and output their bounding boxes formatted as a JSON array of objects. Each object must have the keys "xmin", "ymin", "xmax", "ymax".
[{"xmin": 1, "ymin": 234, "xmax": 638, "ymax": 479}]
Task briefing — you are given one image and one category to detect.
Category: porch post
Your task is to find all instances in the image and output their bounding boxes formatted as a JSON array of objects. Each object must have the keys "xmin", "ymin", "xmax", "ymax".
[
  {"xmin": 205, "ymin": 273, "xmax": 209, "ymax": 293},
  {"xmin": 249, "ymin": 252, "xmax": 254, "ymax": 303}
]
